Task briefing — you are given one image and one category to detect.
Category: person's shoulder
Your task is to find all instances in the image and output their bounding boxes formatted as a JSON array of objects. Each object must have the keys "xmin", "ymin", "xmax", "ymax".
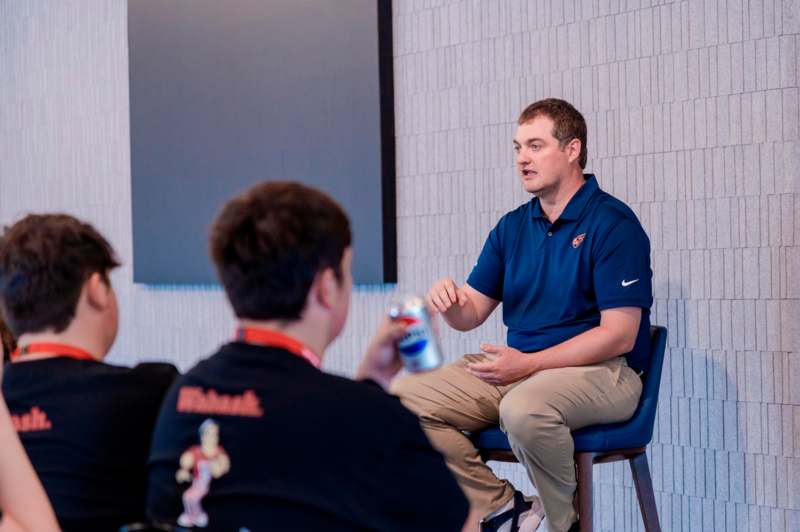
[
  {"xmin": 94, "ymin": 361, "xmax": 180, "ymax": 396},
  {"xmin": 500, "ymin": 201, "xmax": 531, "ymax": 225},
  {"xmin": 168, "ymin": 345, "xmax": 235, "ymax": 382},
  {"xmin": 585, "ymin": 191, "xmax": 651, "ymax": 261},
  {"xmin": 131, "ymin": 362, "xmax": 180, "ymax": 387},
  {"xmin": 131, "ymin": 361, "xmax": 180, "ymax": 378},
  {"xmin": 490, "ymin": 201, "xmax": 532, "ymax": 239},
  {"xmin": 590, "ymin": 190, "xmax": 638, "ymax": 224},
  {"xmin": 588, "ymin": 189, "xmax": 648, "ymax": 237}
]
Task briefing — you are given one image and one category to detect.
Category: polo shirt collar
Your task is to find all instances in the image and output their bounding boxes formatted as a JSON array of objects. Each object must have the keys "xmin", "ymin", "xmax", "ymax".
[{"xmin": 530, "ymin": 174, "xmax": 599, "ymax": 221}]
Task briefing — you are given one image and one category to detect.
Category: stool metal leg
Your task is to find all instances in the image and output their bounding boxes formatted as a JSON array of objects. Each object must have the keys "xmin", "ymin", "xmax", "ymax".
[
  {"xmin": 629, "ymin": 452, "xmax": 661, "ymax": 532},
  {"xmin": 575, "ymin": 452, "xmax": 594, "ymax": 532}
]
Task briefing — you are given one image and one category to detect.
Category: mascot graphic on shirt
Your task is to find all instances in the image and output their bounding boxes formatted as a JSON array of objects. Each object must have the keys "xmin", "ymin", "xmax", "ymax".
[{"xmin": 176, "ymin": 419, "xmax": 230, "ymax": 528}]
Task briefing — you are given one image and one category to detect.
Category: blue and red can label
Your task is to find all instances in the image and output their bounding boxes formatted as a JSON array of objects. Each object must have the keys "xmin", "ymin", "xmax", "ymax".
[{"xmin": 389, "ymin": 296, "xmax": 443, "ymax": 372}]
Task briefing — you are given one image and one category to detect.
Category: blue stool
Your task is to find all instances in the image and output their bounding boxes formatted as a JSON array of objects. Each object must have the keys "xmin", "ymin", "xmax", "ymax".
[{"xmin": 470, "ymin": 326, "xmax": 667, "ymax": 532}]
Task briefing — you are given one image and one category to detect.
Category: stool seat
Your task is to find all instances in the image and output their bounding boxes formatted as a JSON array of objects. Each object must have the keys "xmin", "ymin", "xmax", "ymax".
[{"xmin": 472, "ymin": 419, "xmax": 652, "ymax": 454}]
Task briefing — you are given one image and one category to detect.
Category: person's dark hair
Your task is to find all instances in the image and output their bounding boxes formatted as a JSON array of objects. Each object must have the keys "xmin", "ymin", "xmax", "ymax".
[
  {"xmin": 0, "ymin": 315, "xmax": 15, "ymax": 361},
  {"xmin": 210, "ymin": 181, "xmax": 352, "ymax": 321},
  {"xmin": 518, "ymin": 98, "xmax": 588, "ymax": 169},
  {"xmin": 0, "ymin": 214, "xmax": 120, "ymax": 337}
]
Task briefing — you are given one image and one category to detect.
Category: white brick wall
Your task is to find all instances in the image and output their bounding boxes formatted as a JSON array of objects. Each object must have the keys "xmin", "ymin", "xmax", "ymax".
[
  {"xmin": 395, "ymin": 1, "xmax": 800, "ymax": 530},
  {"xmin": 0, "ymin": 1, "xmax": 798, "ymax": 530}
]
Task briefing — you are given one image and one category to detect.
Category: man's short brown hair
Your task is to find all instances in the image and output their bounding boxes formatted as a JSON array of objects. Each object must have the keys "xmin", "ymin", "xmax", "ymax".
[
  {"xmin": 209, "ymin": 181, "xmax": 351, "ymax": 321},
  {"xmin": 518, "ymin": 98, "xmax": 588, "ymax": 169},
  {"xmin": 0, "ymin": 214, "xmax": 120, "ymax": 337}
]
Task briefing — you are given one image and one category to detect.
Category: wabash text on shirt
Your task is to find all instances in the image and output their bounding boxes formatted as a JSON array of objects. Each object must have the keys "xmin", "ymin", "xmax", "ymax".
[
  {"xmin": 10, "ymin": 406, "xmax": 52, "ymax": 432},
  {"xmin": 177, "ymin": 386, "xmax": 264, "ymax": 417}
]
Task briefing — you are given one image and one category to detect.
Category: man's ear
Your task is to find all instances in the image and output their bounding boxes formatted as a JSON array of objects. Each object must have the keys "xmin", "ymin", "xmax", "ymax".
[
  {"xmin": 310, "ymin": 268, "xmax": 338, "ymax": 311},
  {"xmin": 565, "ymin": 138, "xmax": 582, "ymax": 165},
  {"xmin": 84, "ymin": 272, "xmax": 112, "ymax": 311}
]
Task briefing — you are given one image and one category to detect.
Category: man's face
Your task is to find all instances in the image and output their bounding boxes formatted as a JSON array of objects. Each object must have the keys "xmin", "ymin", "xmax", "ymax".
[{"xmin": 513, "ymin": 115, "xmax": 576, "ymax": 195}]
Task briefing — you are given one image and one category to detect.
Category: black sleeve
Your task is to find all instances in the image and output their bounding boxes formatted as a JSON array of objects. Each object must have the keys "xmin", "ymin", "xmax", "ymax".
[{"xmin": 373, "ymin": 398, "xmax": 470, "ymax": 531}]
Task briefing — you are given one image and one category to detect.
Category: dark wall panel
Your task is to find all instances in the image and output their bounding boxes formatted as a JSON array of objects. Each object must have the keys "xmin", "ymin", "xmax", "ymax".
[{"xmin": 129, "ymin": 0, "xmax": 395, "ymax": 285}]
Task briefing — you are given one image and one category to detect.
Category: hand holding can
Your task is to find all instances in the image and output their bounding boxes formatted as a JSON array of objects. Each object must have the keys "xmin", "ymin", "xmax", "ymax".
[{"xmin": 389, "ymin": 295, "xmax": 443, "ymax": 373}]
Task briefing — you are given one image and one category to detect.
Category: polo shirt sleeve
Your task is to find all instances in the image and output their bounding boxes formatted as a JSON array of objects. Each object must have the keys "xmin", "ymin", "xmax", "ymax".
[
  {"xmin": 593, "ymin": 219, "xmax": 653, "ymax": 311},
  {"xmin": 466, "ymin": 221, "xmax": 504, "ymax": 301}
]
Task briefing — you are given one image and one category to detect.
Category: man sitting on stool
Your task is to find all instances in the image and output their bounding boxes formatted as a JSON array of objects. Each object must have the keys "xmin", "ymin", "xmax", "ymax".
[{"xmin": 392, "ymin": 99, "xmax": 653, "ymax": 532}]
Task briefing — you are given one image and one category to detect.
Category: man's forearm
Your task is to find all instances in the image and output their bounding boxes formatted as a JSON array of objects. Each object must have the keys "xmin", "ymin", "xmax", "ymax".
[
  {"xmin": 527, "ymin": 324, "xmax": 635, "ymax": 373},
  {"xmin": 440, "ymin": 300, "xmax": 482, "ymax": 331}
]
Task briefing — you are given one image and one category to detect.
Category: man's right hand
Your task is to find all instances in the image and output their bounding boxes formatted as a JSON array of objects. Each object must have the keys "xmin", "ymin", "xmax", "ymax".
[
  {"xmin": 425, "ymin": 278, "xmax": 500, "ymax": 332},
  {"xmin": 355, "ymin": 317, "xmax": 408, "ymax": 390},
  {"xmin": 427, "ymin": 278, "xmax": 469, "ymax": 313}
]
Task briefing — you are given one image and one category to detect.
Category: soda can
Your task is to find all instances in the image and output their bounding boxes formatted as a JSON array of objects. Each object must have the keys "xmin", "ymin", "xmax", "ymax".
[{"xmin": 388, "ymin": 295, "xmax": 443, "ymax": 372}]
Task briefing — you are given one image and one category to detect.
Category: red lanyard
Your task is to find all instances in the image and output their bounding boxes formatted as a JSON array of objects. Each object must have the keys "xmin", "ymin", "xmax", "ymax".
[
  {"xmin": 235, "ymin": 327, "xmax": 321, "ymax": 369},
  {"xmin": 10, "ymin": 342, "xmax": 96, "ymax": 362}
]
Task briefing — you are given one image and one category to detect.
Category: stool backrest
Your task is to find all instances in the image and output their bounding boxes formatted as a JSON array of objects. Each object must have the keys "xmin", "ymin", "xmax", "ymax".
[{"xmin": 631, "ymin": 325, "xmax": 668, "ymax": 446}]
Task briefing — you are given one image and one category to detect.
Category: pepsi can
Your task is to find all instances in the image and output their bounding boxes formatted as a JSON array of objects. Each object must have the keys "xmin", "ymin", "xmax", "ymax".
[{"xmin": 389, "ymin": 295, "xmax": 443, "ymax": 372}]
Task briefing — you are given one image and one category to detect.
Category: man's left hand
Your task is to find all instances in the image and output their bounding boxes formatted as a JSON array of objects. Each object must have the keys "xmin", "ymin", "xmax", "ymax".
[{"xmin": 466, "ymin": 344, "xmax": 536, "ymax": 386}]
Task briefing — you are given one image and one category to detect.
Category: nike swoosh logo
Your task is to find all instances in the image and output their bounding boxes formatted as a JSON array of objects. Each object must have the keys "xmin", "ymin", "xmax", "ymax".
[{"xmin": 621, "ymin": 279, "xmax": 639, "ymax": 287}]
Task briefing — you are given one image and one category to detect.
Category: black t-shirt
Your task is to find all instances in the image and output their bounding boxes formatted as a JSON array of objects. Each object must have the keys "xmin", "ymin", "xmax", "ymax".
[
  {"xmin": 2, "ymin": 358, "xmax": 178, "ymax": 532},
  {"xmin": 147, "ymin": 342, "xmax": 469, "ymax": 531}
]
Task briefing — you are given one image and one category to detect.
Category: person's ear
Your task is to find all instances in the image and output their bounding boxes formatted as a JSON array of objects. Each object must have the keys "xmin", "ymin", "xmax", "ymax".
[
  {"xmin": 311, "ymin": 268, "xmax": 338, "ymax": 311},
  {"xmin": 84, "ymin": 272, "xmax": 112, "ymax": 311},
  {"xmin": 565, "ymin": 138, "xmax": 582, "ymax": 165}
]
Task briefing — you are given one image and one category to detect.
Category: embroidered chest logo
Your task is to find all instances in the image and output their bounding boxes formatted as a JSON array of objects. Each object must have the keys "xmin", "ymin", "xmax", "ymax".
[
  {"xmin": 177, "ymin": 386, "xmax": 264, "ymax": 418},
  {"xmin": 571, "ymin": 233, "xmax": 586, "ymax": 249},
  {"xmin": 11, "ymin": 407, "xmax": 52, "ymax": 432}
]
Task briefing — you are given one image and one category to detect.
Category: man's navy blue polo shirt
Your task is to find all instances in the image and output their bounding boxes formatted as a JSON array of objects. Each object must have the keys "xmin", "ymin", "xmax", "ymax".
[{"xmin": 466, "ymin": 174, "xmax": 653, "ymax": 372}]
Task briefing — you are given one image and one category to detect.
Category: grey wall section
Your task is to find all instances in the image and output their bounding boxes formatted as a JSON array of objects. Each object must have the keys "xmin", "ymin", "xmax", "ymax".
[
  {"xmin": 1, "ymin": 1, "xmax": 799, "ymax": 531},
  {"xmin": 128, "ymin": 0, "xmax": 392, "ymax": 284}
]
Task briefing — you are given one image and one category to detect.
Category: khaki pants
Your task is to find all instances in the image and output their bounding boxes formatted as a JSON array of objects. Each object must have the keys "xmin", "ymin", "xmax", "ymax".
[{"xmin": 391, "ymin": 355, "xmax": 642, "ymax": 532}]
